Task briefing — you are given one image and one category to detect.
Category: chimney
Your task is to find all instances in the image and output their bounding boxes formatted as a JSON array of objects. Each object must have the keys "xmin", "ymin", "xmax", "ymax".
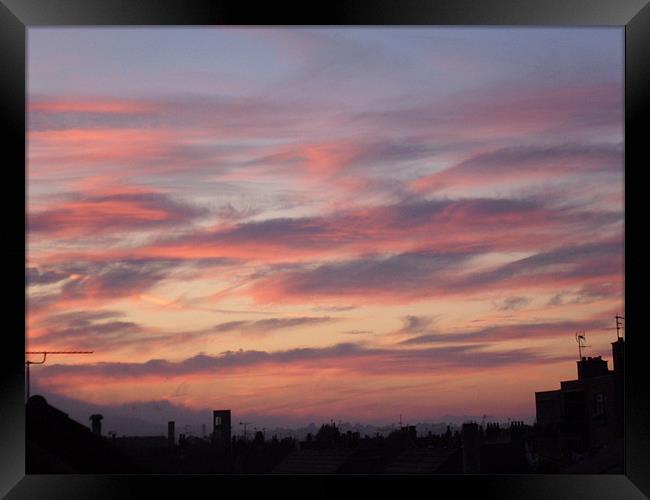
[
  {"xmin": 612, "ymin": 337, "xmax": 624, "ymax": 375},
  {"xmin": 89, "ymin": 414, "xmax": 103, "ymax": 436},
  {"xmin": 577, "ymin": 356, "xmax": 609, "ymax": 380},
  {"xmin": 612, "ymin": 337, "xmax": 625, "ymax": 438},
  {"xmin": 168, "ymin": 421, "xmax": 175, "ymax": 447},
  {"xmin": 461, "ymin": 422, "xmax": 481, "ymax": 473}
]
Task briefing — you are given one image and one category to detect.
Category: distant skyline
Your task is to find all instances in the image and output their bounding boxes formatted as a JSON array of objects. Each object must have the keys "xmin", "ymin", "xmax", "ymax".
[{"xmin": 27, "ymin": 27, "xmax": 623, "ymax": 427}]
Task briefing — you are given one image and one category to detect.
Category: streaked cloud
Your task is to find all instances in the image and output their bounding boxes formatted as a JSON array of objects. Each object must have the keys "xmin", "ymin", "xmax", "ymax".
[
  {"xmin": 26, "ymin": 28, "xmax": 623, "ymax": 423},
  {"xmin": 213, "ymin": 316, "xmax": 334, "ymax": 336},
  {"xmin": 29, "ymin": 188, "xmax": 207, "ymax": 238},
  {"xmin": 399, "ymin": 318, "xmax": 609, "ymax": 345},
  {"xmin": 38, "ymin": 341, "xmax": 569, "ymax": 382}
]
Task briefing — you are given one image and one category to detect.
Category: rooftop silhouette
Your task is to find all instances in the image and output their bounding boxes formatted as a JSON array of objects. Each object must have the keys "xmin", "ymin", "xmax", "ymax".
[{"xmin": 26, "ymin": 322, "xmax": 625, "ymax": 474}]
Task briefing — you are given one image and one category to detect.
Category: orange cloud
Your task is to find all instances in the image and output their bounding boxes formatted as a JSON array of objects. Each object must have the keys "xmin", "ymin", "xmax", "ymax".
[{"xmin": 29, "ymin": 97, "xmax": 155, "ymax": 114}]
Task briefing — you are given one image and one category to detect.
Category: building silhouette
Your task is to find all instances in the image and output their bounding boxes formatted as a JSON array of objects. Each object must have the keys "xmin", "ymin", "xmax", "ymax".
[
  {"xmin": 89, "ymin": 414, "xmax": 103, "ymax": 436},
  {"xmin": 26, "ymin": 396, "xmax": 136, "ymax": 473},
  {"xmin": 25, "ymin": 326, "xmax": 625, "ymax": 474},
  {"xmin": 535, "ymin": 335, "xmax": 624, "ymax": 456},
  {"xmin": 168, "ymin": 421, "xmax": 175, "ymax": 448},
  {"xmin": 457, "ymin": 420, "xmax": 531, "ymax": 474},
  {"xmin": 461, "ymin": 422, "xmax": 481, "ymax": 473},
  {"xmin": 212, "ymin": 410, "xmax": 232, "ymax": 448}
]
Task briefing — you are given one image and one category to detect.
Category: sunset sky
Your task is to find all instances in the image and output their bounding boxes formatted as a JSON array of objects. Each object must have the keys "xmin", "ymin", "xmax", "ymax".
[{"xmin": 26, "ymin": 28, "xmax": 624, "ymax": 428}]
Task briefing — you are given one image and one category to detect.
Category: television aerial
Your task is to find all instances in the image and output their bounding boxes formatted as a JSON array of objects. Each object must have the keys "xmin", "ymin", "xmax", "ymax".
[
  {"xmin": 25, "ymin": 351, "xmax": 93, "ymax": 400},
  {"xmin": 575, "ymin": 331, "xmax": 590, "ymax": 359},
  {"xmin": 615, "ymin": 315, "xmax": 625, "ymax": 340}
]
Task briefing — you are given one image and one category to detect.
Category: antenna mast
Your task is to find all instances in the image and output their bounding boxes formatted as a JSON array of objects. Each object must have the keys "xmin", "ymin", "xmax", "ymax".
[
  {"xmin": 615, "ymin": 315, "xmax": 625, "ymax": 340},
  {"xmin": 575, "ymin": 331, "xmax": 589, "ymax": 360},
  {"xmin": 25, "ymin": 351, "xmax": 93, "ymax": 400},
  {"xmin": 239, "ymin": 421, "xmax": 252, "ymax": 441}
]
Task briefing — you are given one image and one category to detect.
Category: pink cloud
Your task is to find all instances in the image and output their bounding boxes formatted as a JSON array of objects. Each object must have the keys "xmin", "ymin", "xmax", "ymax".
[
  {"xmin": 29, "ymin": 96, "xmax": 156, "ymax": 114},
  {"xmin": 411, "ymin": 142, "xmax": 623, "ymax": 194},
  {"xmin": 28, "ymin": 184, "xmax": 205, "ymax": 238},
  {"xmin": 248, "ymin": 240, "xmax": 622, "ymax": 305}
]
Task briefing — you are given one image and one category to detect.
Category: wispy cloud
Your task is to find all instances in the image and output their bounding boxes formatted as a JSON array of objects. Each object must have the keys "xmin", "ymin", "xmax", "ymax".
[
  {"xmin": 399, "ymin": 318, "xmax": 609, "ymax": 345},
  {"xmin": 213, "ymin": 316, "xmax": 335, "ymax": 336},
  {"xmin": 412, "ymin": 142, "xmax": 623, "ymax": 193},
  {"xmin": 26, "ymin": 28, "xmax": 623, "ymax": 422},
  {"xmin": 38, "ymin": 341, "xmax": 569, "ymax": 383},
  {"xmin": 29, "ymin": 188, "xmax": 207, "ymax": 238},
  {"xmin": 494, "ymin": 296, "xmax": 531, "ymax": 311},
  {"xmin": 26, "ymin": 267, "xmax": 68, "ymax": 286},
  {"xmin": 248, "ymin": 239, "xmax": 622, "ymax": 304}
]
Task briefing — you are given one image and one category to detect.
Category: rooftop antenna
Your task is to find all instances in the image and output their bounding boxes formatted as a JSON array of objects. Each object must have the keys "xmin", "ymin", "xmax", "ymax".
[
  {"xmin": 239, "ymin": 421, "xmax": 252, "ymax": 441},
  {"xmin": 25, "ymin": 351, "xmax": 93, "ymax": 401},
  {"xmin": 615, "ymin": 315, "xmax": 625, "ymax": 340},
  {"xmin": 575, "ymin": 331, "xmax": 590, "ymax": 359}
]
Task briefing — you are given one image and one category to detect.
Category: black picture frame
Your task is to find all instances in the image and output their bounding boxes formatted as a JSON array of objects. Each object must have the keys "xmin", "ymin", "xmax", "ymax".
[{"xmin": 2, "ymin": 1, "xmax": 648, "ymax": 498}]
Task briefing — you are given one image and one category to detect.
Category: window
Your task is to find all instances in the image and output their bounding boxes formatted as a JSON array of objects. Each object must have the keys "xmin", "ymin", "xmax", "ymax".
[{"xmin": 594, "ymin": 393, "xmax": 606, "ymax": 416}]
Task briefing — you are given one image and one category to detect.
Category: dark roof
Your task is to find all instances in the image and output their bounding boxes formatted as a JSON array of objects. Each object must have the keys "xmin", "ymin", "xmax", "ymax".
[
  {"xmin": 113, "ymin": 435, "xmax": 168, "ymax": 449},
  {"xmin": 272, "ymin": 448, "xmax": 354, "ymax": 474},
  {"xmin": 562, "ymin": 439, "xmax": 624, "ymax": 474},
  {"xmin": 384, "ymin": 447, "xmax": 457, "ymax": 474},
  {"xmin": 26, "ymin": 395, "xmax": 138, "ymax": 473},
  {"xmin": 480, "ymin": 443, "xmax": 531, "ymax": 473}
]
